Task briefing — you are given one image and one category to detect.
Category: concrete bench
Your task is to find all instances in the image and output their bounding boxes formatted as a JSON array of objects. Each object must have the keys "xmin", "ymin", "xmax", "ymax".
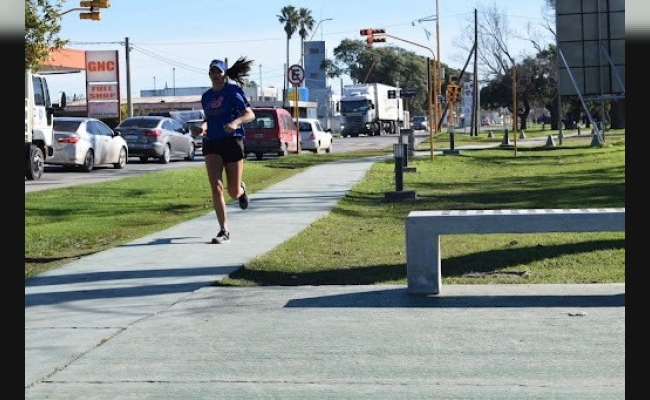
[{"xmin": 405, "ymin": 208, "xmax": 625, "ymax": 295}]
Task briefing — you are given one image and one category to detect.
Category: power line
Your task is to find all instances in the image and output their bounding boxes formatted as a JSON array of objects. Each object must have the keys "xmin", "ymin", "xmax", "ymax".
[{"xmin": 130, "ymin": 44, "xmax": 204, "ymax": 74}]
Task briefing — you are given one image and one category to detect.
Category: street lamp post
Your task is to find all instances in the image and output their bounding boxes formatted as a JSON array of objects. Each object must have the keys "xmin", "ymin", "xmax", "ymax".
[
  {"xmin": 303, "ymin": 18, "xmax": 333, "ymax": 89},
  {"xmin": 172, "ymin": 67, "xmax": 175, "ymax": 96},
  {"xmin": 309, "ymin": 18, "xmax": 333, "ymax": 42},
  {"xmin": 303, "ymin": 18, "xmax": 333, "ymax": 80},
  {"xmin": 379, "ymin": 33, "xmax": 437, "ymax": 160}
]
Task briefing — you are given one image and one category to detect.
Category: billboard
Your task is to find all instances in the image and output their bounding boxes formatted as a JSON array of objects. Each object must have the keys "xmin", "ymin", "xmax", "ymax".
[{"xmin": 556, "ymin": 0, "xmax": 625, "ymax": 97}]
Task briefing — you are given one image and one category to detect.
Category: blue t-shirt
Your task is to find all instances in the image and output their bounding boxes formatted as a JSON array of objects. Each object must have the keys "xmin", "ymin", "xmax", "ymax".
[{"xmin": 201, "ymin": 83, "xmax": 251, "ymax": 141}]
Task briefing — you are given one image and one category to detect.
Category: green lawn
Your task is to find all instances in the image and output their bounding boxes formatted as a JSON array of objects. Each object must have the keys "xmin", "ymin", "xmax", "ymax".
[{"xmin": 26, "ymin": 127, "xmax": 625, "ymax": 285}]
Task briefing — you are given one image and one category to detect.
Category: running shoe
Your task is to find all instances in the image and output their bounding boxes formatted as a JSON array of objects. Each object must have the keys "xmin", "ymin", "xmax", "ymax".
[
  {"xmin": 238, "ymin": 182, "xmax": 250, "ymax": 210},
  {"xmin": 211, "ymin": 229, "xmax": 230, "ymax": 244}
]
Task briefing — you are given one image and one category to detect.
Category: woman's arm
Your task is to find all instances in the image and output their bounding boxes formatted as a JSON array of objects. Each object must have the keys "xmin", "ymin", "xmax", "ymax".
[
  {"xmin": 224, "ymin": 107, "xmax": 256, "ymax": 133},
  {"xmin": 237, "ymin": 107, "xmax": 256, "ymax": 125}
]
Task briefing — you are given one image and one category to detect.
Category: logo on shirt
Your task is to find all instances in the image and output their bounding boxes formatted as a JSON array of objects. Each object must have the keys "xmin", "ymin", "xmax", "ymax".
[{"xmin": 207, "ymin": 96, "xmax": 224, "ymax": 116}]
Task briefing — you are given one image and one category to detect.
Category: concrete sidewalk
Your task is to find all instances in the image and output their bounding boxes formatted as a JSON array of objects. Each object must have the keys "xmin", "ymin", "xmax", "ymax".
[{"xmin": 25, "ymin": 155, "xmax": 625, "ymax": 399}]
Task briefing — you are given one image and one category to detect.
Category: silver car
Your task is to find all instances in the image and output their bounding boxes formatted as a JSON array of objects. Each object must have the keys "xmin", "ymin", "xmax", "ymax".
[
  {"xmin": 115, "ymin": 116, "xmax": 196, "ymax": 163},
  {"xmin": 49, "ymin": 116, "xmax": 128, "ymax": 172}
]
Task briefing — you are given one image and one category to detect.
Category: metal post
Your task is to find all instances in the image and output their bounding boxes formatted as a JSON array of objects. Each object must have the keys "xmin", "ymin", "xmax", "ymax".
[
  {"xmin": 449, "ymin": 125, "xmax": 455, "ymax": 151},
  {"xmin": 393, "ymin": 143, "xmax": 404, "ymax": 192},
  {"xmin": 293, "ymin": 85, "xmax": 301, "ymax": 153}
]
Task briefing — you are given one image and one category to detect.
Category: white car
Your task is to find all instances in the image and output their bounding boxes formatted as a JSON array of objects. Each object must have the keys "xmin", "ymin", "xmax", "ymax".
[
  {"xmin": 186, "ymin": 119, "xmax": 205, "ymax": 151},
  {"xmin": 49, "ymin": 117, "xmax": 128, "ymax": 172},
  {"xmin": 298, "ymin": 118, "xmax": 333, "ymax": 154},
  {"xmin": 411, "ymin": 115, "xmax": 428, "ymax": 130}
]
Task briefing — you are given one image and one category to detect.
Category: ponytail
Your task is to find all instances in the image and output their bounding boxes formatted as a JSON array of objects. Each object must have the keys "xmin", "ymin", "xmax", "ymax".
[{"xmin": 225, "ymin": 57, "xmax": 254, "ymax": 86}]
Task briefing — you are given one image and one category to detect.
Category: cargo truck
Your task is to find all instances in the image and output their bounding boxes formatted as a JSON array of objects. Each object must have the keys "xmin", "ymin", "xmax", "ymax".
[
  {"xmin": 25, "ymin": 69, "xmax": 66, "ymax": 180},
  {"xmin": 339, "ymin": 83, "xmax": 403, "ymax": 137}
]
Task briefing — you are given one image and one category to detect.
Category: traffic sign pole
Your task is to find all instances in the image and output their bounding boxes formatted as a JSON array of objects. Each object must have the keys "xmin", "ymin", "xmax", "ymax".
[
  {"xmin": 293, "ymin": 84, "xmax": 300, "ymax": 153},
  {"xmin": 287, "ymin": 64, "xmax": 305, "ymax": 153}
]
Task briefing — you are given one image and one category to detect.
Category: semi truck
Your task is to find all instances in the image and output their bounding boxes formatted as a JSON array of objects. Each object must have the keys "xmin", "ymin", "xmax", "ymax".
[
  {"xmin": 339, "ymin": 83, "xmax": 403, "ymax": 137},
  {"xmin": 25, "ymin": 69, "xmax": 66, "ymax": 180}
]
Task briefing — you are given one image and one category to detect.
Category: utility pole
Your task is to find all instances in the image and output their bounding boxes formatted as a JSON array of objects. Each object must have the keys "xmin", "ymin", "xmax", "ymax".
[
  {"xmin": 125, "ymin": 37, "xmax": 133, "ymax": 117},
  {"xmin": 435, "ymin": 0, "xmax": 441, "ymax": 147},
  {"xmin": 259, "ymin": 64, "xmax": 263, "ymax": 97},
  {"xmin": 472, "ymin": 9, "xmax": 479, "ymax": 136},
  {"xmin": 512, "ymin": 65, "xmax": 518, "ymax": 155}
]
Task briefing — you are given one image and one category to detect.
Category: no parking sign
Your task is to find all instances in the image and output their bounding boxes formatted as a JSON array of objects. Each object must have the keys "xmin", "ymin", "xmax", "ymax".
[{"xmin": 287, "ymin": 64, "xmax": 305, "ymax": 85}]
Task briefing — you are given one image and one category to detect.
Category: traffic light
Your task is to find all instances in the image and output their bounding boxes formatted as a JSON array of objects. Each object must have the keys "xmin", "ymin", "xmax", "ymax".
[
  {"xmin": 79, "ymin": 11, "xmax": 101, "ymax": 20},
  {"xmin": 446, "ymin": 85, "xmax": 460, "ymax": 103},
  {"xmin": 80, "ymin": 0, "xmax": 110, "ymax": 7},
  {"xmin": 360, "ymin": 28, "xmax": 387, "ymax": 45},
  {"xmin": 370, "ymin": 28, "xmax": 386, "ymax": 43},
  {"xmin": 360, "ymin": 28, "xmax": 374, "ymax": 45},
  {"xmin": 79, "ymin": 0, "xmax": 109, "ymax": 20}
]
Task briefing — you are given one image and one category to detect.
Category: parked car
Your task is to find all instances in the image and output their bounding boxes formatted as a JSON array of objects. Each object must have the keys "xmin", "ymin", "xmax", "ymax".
[
  {"xmin": 148, "ymin": 110, "xmax": 203, "ymax": 126},
  {"xmin": 243, "ymin": 107, "xmax": 298, "ymax": 160},
  {"xmin": 48, "ymin": 116, "xmax": 128, "ymax": 172},
  {"xmin": 298, "ymin": 118, "xmax": 333, "ymax": 154},
  {"xmin": 115, "ymin": 116, "xmax": 196, "ymax": 163},
  {"xmin": 186, "ymin": 119, "xmax": 205, "ymax": 151},
  {"xmin": 411, "ymin": 115, "xmax": 428, "ymax": 131}
]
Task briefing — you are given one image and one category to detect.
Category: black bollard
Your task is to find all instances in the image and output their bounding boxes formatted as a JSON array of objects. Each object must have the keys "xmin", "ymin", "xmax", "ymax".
[{"xmin": 393, "ymin": 143, "xmax": 404, "ymax": 191}]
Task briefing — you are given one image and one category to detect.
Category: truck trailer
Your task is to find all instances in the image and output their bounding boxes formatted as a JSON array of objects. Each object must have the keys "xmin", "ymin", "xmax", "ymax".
[{"xmin": 339, "ymin": 83, "xmax": 403, "ymax": 137}]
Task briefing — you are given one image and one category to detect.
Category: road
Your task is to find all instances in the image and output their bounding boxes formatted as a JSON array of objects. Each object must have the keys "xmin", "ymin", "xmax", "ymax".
[
  {"xmin": 25, "ymin": 156, "xmax": 208, "ymax": 193},
  {"xmin": 25, "ymin": 132, "xmax": 426, "ymax": 193}
]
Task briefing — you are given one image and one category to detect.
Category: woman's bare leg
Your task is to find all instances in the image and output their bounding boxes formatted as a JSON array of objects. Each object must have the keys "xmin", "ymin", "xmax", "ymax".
[{"xmin": 204, "ymin": 153, "xmax": 228, "ymax": 231}]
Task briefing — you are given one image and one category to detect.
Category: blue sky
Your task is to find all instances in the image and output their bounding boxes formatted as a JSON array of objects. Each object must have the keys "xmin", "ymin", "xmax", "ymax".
[{"xmin": 46, "ymin": 0, "xmax": 558, "ymax": 99}]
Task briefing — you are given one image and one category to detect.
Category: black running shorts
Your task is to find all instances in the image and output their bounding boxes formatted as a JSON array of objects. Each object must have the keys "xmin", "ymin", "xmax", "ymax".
[{"xmin": 202, "ymin": 137, "xmax": 245, "ymax": 163}]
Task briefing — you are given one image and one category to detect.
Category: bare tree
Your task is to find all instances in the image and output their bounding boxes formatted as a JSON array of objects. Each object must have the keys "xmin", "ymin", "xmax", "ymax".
[{"xmin": 456, "ymin": 2, "xmax": 554, "ymax": 81}]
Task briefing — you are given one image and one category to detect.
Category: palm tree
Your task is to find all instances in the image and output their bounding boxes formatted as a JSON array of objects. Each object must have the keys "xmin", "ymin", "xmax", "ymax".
[
  {"xmin": 277, "ymin": 5, "xmax": 299, "ymax": 107},
  {"xmin": 297, "ymin": 7, "xmax": 315, "ymax": 75}
]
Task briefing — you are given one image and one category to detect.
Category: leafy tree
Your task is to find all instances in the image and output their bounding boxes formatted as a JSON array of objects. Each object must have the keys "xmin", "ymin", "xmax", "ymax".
[
  {"xmin": 323, "ymin": 39, "xmax": 458, "ymax": 116},
  {"xmin": 25, "ymin": 0, "xmax": 68, "ymax": 71},
  {"xmin": 480, "ymin": 46, "xmax": 558, "ymax": 130}
]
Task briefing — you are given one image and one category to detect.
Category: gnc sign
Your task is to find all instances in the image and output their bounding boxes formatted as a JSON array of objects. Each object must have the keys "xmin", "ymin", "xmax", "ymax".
[{"xmin": 85, "ymin": 50, "xmax": 119, "ymax": 82}]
